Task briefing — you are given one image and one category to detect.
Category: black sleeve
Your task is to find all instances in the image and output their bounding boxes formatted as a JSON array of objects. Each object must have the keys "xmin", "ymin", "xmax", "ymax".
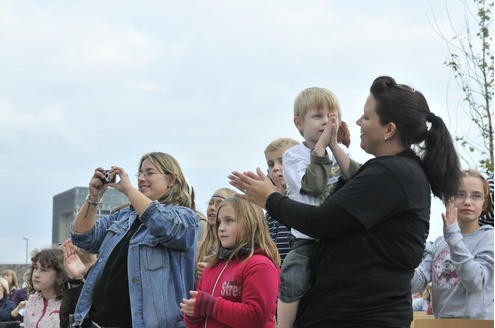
[
  {"xmin": 266, "ymin": 192, "xmax": 362, "ymax": 239},
  {"xmin": 265, "ymin": 159, "xmax": 408, "ymax": 239},
  {"xmin": 60, "ymin": 284, "xmax": 83, "ymax": 328}
]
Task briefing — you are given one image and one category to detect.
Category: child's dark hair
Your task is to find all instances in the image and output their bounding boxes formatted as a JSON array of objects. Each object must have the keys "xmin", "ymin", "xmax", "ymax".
[{"xmin": 27, "ymin": 247, "xmax": 66, "ymax": 299}]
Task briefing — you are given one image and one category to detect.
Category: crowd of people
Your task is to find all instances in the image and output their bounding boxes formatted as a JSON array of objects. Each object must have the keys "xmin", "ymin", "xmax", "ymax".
[{"xmin": 0, "ymin": 75, "xmax": 493, "ymax": 328}]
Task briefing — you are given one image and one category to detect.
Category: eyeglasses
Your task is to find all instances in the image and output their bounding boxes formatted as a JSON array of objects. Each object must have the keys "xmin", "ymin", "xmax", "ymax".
[
  {"xmin": 135, "ymin": 170, "xmax": 168, "ymax": 178},
  {"xmin": 206, "ymin": 197, "xmax": 225, "ymax": 208},
  {"xmin": 454, "ymin": 191, "xmax": 485, "ymax": 202}
]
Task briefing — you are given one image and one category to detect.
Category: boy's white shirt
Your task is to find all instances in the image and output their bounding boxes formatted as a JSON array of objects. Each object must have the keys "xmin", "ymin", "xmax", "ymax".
[{"xmin": 282, "ymin": 143, "xmax": 345, "ymax": 239}]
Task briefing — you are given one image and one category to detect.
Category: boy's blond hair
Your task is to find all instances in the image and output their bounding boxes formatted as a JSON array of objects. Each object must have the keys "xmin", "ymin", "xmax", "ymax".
[
  {"xmin": 264, "ymin": 138, "xmax": 299, "ymax": 155},
  {"xmin": 294, "ymin": 87, "xmax": 342, "ymax": 121}
]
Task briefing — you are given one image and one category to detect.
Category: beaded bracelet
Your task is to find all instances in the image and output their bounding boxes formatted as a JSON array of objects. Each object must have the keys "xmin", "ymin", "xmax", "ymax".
[{"xmin": 85, "ymin": 194, "xmax": 100, "ymax": 206}]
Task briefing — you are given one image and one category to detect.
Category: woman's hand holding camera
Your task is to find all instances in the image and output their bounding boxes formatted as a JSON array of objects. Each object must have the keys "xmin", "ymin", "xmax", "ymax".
[
  {"xmin": 105, "ymin": 166, "xmax": 134, "ymax": 197},
  {"xmin": 88, "ymin": 168, "xmax": 110, "ymax": 200}
]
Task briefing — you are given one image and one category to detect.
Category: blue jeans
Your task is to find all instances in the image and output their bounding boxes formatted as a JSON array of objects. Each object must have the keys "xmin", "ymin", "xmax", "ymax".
[{"xmin": 279, "ymin": 237, "xmax": 314, "ymax": 302}]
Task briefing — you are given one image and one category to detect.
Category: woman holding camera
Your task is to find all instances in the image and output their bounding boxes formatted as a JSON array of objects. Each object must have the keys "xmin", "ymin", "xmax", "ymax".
[{"xmin": 70, "ymin": 152, "xmax": 199, "ymax": 328}]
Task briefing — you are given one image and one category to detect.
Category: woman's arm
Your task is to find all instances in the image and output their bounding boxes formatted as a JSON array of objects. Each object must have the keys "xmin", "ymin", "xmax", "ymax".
[
  {"xmin": 73, "ymin": 168, "xmax": 110, "ymax": 233},
  {"xmin": 139, "ymin": 202, "xmax": 198, "ymax": 250},
  {"xmin": 266, "ymin": 193, "xmax": 361, "ymax": 239},
  {"xmin": 231, "ymin": 161, "xmax": 408, "ymax": 240}
]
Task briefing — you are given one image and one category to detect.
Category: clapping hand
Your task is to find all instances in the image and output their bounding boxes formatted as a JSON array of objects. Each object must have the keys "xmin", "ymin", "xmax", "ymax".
[
  {"xmin": 441, "ymin": 199, "xmax": 458, "ymax": 228},
  {"xmin": 228, "ymin": 168, "xmax": 277, "ymax": 208},
  {"xmin": 62, "ymin": 240, "xmax": 87, "ymax": 279}
]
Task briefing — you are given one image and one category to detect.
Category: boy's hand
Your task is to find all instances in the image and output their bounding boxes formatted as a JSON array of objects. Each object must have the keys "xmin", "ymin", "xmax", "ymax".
[
  {"xmin": 327, "ymin": 113, "xmax": 339, "ymax": 149},
  {"xmin": 314, "ymin": 113, "xmax": 339, "ymax": 155}
]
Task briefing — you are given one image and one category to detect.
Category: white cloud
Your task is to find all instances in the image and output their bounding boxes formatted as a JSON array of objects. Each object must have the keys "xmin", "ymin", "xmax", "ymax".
[
  {"xmin": 0, "ymin": 99, "xmax": 64, "ymax": 138},
  {"xmin": 0, "ymin": 0, "xmax": 482, "ymax": 263},
  {"xmin": 63, "ymin": 23, "xmax": 157, "ymax": 68}
]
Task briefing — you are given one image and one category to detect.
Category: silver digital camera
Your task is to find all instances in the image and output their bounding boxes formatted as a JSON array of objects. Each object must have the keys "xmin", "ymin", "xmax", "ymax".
[{"xmin": 101, "ymin": 170, "xmax": 116, "ymax": 184}]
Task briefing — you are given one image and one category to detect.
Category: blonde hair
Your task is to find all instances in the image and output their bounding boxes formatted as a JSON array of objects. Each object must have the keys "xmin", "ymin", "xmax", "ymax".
[
  {"xmin": 294, "ymin": 87, "xmax": 341, "ymax": 121},
  {"xmin": 211, "ymin": 198, "xmax": 280, "ymax": 267},
  {"xmin": 1, "ymin": 269, "xmax": 18, "ymax": 290},
  {"xmin": 0, "ymin": 277, "xmax": 9, "ymax": 295},
  {"xmin": 139, "ymin": 152, "xmax": 192, "ymax": 208},
  {"xmin": 264, "ymin": 138, "xmax": 299, "ymax": 155},
  {"xmin": 196, "ymin": 188, "xmax": 236, "ymax": 263},
  {"xmin": 460, "ymin": 169, "xmax": 493, "ymax": 215}
]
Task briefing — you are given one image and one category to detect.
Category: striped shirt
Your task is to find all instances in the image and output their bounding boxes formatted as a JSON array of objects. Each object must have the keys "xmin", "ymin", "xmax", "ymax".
[
  {"xmin": 479, "ymin": 172, "xmax": 494, "ymax": 227},
  {"xmin": 266, "ymin": 213, "xmax": 291, "ymax": 263}
]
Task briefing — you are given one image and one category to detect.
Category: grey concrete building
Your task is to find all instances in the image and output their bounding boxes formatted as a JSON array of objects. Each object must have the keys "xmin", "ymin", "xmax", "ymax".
[{"xmin": 52, "ymin": 187, "xmax": 129, "ymax": 245}]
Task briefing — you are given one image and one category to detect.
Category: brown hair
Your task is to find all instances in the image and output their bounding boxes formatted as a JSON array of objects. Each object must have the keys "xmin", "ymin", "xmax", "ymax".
[{"xmin": 27, "ymin": 247, "xmax": 66, "ymax": 299}]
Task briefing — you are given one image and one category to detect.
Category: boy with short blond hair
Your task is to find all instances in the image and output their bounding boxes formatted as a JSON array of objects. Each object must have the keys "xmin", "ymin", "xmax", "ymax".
[
  {"xmin": 278, "ymin": 87, "xmax": 358, "ymax": 328},
  {"xmin": 264, "ymin": 137, "xmax": 299, "ymax": 263}
]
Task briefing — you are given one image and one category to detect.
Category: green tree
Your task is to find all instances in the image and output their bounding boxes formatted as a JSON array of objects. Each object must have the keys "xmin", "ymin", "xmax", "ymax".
[{"xmin": 433, "ymin": 0, "xmax": 494, "ymax": 172}]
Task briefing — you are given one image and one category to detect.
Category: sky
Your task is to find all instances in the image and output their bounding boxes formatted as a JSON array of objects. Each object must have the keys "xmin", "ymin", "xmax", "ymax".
[{"xmin": 0, "ymin": 0, "xmax": 485, "ymax": 263}]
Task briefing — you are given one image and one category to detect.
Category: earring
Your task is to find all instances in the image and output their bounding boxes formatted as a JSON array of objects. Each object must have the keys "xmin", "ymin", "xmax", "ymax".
[{"xmin": 384, "ymin": 136, "xmax": 389, "ymax": 141}]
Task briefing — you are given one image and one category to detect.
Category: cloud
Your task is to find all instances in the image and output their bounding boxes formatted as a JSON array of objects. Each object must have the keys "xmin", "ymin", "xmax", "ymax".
[
  {"xmin": 63, "ymin": 23, "xmax": 157, "ymax": 68},
  {"xmin": 0, "ymin": 99, "xmax": 65, "ymax": 138},
  {"xmin": 0, "ymin": 1, "xmax": 158, "ymax": 69}
]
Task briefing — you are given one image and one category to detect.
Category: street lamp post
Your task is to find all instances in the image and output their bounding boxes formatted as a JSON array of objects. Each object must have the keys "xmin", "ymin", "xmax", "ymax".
[{"xmin": 22, "ymin": 237, "xmax": 29, "ymax": 264}]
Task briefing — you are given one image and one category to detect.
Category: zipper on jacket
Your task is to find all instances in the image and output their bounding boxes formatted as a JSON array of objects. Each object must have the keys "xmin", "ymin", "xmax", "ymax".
[
  {"xmin": 35, "ymin": 298, "xmax": 48, "ymax": 328},
  {"xmin": 204, "ymin": 260, "xmax": 230, "ymax": 328}
]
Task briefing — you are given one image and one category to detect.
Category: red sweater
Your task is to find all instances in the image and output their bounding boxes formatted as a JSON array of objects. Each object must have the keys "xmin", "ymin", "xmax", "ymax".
[{"xmin": 185, "ymin": 249, "xmax": 280, "ymax": 328}]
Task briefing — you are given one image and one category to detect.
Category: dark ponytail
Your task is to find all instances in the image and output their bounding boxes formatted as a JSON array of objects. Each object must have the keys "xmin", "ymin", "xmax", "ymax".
[
  {"xmin": 422, "ymin": 113, "xmax": 460, "ymax": 199},
  {"xmin": 370, "ymin": 76, "xmax": 461, "ymax": 199}
]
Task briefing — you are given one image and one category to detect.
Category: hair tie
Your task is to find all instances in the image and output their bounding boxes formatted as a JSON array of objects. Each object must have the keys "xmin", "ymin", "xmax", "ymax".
[{"xmin": 426, "ymin": 112, "xmax": 436, "ymax": 122}]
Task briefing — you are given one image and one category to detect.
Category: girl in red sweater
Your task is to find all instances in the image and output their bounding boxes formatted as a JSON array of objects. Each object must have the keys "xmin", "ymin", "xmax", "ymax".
[{"xmin": 181, "ymin": 197, "xmax": 280, "ymax": 328}]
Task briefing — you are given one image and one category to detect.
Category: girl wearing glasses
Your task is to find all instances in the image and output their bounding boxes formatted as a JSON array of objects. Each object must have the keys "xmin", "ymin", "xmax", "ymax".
[
  {"xmin": 70, "ymin": 152, "xmax": 199, "ymax": 328},
  {"xmin": 412, "ymin": 169, "xmax": 494, "ymax": 319}
]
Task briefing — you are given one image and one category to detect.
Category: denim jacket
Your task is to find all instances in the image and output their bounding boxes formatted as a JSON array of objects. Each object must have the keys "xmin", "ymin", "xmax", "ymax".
[{"xmin": 70, "ymin": 200, "xmax": 198, "ymax": 328}]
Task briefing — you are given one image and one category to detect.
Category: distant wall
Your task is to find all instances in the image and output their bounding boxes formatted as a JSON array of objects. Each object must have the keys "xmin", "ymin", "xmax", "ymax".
[{"xmin": 0, "ymin": 264, "xmax": 31, "ymax": 286}]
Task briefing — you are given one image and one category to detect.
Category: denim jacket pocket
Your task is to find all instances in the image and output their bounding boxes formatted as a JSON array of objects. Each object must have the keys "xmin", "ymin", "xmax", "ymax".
[
  {"xmin": 140, "ymin": 238, "xmax": 167, "ymax": 271},
  {"xmin": 107, "ymin": 217, "xmax": 130, "ymax": 235}
]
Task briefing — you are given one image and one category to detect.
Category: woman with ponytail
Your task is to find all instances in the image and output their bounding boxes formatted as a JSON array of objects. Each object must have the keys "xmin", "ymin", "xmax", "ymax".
[{"xmin": 229, "ymin": 76, "xmax": 461, "ymax": 327}]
